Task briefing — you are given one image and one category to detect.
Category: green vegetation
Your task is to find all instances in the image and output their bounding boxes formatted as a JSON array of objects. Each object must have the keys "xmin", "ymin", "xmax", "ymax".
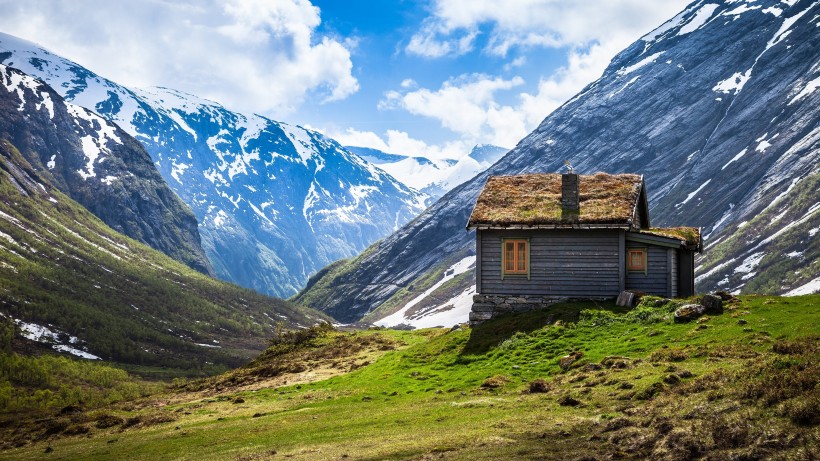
[
  {"xmin": 1, "ymin": 294, "xmax": 816, "ymax": 459},
  {"xmin": 468, "ymin": 173, "xmax": 643, "ymax": 226},
  {"xmin": 0, "ymin": 141, "xmax": 325, "ymax": 376}
]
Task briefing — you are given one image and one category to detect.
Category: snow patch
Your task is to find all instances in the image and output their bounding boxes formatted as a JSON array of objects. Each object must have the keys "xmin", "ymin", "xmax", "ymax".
[
  {"xmin": 375, "ymin": 256, "xmax": 476, "ymax": 328},
  {"xmin": 721, "ymin": 148, "xmax": 747, "ymax": 170},
  {"xmin": 734, "ymin": 252, "xmax": 764, "ymax": 275},
  {"xmin": 617, "ymin": 52, "xmax": 664, "ymax": 76},
  {"xmin": 789, "ymin": 76, "xmax": 820, "ymax": 105},
  {"xmin": 678, "ymin": 179, "xmax": 711, "ymax": 206},
  {"xmin": 723, "ymin": 4, "xmax": 761, "ymax": 16},
  {"xmin": 713, "ymin": 70, "xmax": 751, "ymax": 94},
  {"xmin": 678, "ymin": 4, "xmax": 720, "ymax": 35},
  {"xmin": 47, "ymin": 154, "xmax": 56, "ymax": 169},
  {"xmin": 766, "ymin": 5, "xmax": 812, "ymax": 52},
  {"xmin": 784, "ymin": 277, "xmax": 820, "ymax": 296}
]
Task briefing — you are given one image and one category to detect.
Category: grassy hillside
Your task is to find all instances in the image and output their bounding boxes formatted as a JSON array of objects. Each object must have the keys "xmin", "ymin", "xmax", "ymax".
[
  {"xmin": 0, "ymin": 140, "xmax": 326, "ymax": 377},
  {"xmin": 2, "ymin": 294, "xmax": 816, "ymax": 459}
]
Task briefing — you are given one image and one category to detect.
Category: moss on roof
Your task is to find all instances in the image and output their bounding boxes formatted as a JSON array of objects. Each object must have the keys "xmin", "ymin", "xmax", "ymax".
[
  {"xmin": 467, "ymin": 173, "xmax": 643, "ymax": 227},
  {"xmin": 640, "ymin": 227, "xmax": 702, "ymax": 250}
]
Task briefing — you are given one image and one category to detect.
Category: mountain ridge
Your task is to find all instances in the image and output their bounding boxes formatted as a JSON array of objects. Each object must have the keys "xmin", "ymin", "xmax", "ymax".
[
  {"xmin": 0, "ymin": 33, "xmax": 426, "ymax": 297},
  {"xmin": 0, "ymin": 63, "xmax": 213, "ymax": 275}
]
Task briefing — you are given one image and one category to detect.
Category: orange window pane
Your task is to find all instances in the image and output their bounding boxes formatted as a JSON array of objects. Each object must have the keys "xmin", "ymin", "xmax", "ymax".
[
  {"xmin": 517, "ymin": 242, "xmax": 526, "ymax": 271},
  {"xmin": 628, "ymin": 249, "xmax": 645, "ymax": 271},
  {"xmin": 505, "ymin": 242, "xmax": 515, "ymax": 272}
]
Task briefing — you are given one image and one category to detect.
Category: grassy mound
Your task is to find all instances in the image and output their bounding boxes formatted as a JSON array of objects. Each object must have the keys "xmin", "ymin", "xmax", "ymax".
[{"xmin": 0, "ymin": 294, "xmax": 817, "ymax": 460}]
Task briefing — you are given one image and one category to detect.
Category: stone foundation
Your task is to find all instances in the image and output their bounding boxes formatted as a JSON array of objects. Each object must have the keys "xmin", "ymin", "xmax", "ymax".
[{"xmin": 469, "ymin": 294, "xmax": 610, "ymax": 325}]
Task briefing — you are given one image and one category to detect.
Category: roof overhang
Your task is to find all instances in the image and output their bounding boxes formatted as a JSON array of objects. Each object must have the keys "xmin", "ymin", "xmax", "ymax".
[
  {"xmin": 626, "ymin": 231, "xmax": 701, "ymax": 252},
  {"xmin": 468, "ymin": 223, "xmax": 633, "ymax": 231}
]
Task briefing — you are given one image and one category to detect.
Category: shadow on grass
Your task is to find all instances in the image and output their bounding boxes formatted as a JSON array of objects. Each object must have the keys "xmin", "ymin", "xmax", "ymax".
[{"xmin": 460, "ymin": 300, "xmax": 627, "ymax": 355}]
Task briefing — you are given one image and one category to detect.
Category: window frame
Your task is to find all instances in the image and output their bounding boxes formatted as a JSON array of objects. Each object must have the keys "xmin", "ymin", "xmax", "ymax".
[
  {"xmin": 627, "ymin": 248, "xmax": 648, "ymax": 274},
  {"xmin": 502, "ymin": 238, "xmax": 530, "ymax": 280}
]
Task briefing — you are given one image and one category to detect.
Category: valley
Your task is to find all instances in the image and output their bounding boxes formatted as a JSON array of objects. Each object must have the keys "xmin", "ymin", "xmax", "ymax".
[{"xmin": 1, "ymin": 295, "xmax": 817, "ymax": 460}]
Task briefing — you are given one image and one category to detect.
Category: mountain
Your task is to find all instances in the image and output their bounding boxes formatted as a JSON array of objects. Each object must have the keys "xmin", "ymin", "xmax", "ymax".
[
  {"xmin": 0, "ymin": 64, "xmax": 212, "ymax": 275},
  {"xmin": 0, "ymin": 137, "xmax": 324, "ymax": 375},
  {"xmin": 0, "ymin": 33, "xmax": 426, "ymax": 297},
  {"xmin": 295, "ymin": 0, "xmax": 820, "ymax": 325},
  {"xmin": 346, "ymin": 144, "xmax": 508, "ymax": 205}
]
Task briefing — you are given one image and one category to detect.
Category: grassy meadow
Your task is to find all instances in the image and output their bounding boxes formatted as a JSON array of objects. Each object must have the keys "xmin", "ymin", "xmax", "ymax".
[{"xmin": 0, "ymin": 294, "xmax": 817, "ymax": 460}]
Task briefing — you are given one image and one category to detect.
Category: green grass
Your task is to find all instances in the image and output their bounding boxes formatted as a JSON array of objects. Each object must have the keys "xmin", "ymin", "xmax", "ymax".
[{"xmin": 1, "ymin": 294, "xmax": 817, "ymax": 460}]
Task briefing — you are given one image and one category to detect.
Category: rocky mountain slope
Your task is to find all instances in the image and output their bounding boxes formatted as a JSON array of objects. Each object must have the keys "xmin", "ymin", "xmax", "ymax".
[
  {"xmin": 295, "ymin": 0, "xmax": 819, "ymax": 324},
  {"xmin": 0, "ymin": 33, "xmax": 425, "ymax": 297},
  {"xmin": 347, "ymin": 144, "xmax": 508, "ymax": 204},
  {"xmin": 0, "ymin": 64, "xmax": 212, "ymax": 275},
  {"xmin": 0, "ymin": 138, "xmax": 324, "ymax": 374}
]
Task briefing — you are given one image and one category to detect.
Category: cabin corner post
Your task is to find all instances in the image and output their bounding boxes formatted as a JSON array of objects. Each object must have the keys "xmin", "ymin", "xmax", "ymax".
[
  {"xmin": 618, "ymin": 230, "xmax": 626, "ymax": 292},
  {"xmin": 667, "ymin": 248, "xmax": 674, "ymax": 298},
  {"xmin": 475, "ymin": 229, "xmax": 482, "ymax": 294}
]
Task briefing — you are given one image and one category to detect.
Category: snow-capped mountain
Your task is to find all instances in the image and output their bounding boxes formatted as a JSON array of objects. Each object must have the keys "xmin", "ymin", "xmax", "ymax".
[
  {"xmin": 346, "ymin": 144, "xmax": 508, "ymax": 204},
  {"xmin": 0, "ymin": 64, "xmax": 213, "ymax": 275},
  {"xmin": 295, "ymin": 0, "xmax": 819, "ymax": 325},
  {"xmin": 0, "ymin": 32, "xmax": 426, "ymax": 297}
]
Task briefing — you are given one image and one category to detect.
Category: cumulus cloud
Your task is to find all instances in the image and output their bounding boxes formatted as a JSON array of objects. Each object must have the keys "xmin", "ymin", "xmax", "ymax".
[
  {"xmin": 379, "ymin": 74, "xmax": 526, "ymax": 147},
  {"xmin": 406, "ymin": 0, "xmax": 689, "ymax": 58},
  {"xmin": 330, "ymin": 127, "xmax": 472, "ymax": 161},
  {"xmin": 391, "ymin": 0, "xmax": 689, "ymax": 154},
  {"xmin": 0, "ymin": 0, "xmax": 358, "ymax": 116}
]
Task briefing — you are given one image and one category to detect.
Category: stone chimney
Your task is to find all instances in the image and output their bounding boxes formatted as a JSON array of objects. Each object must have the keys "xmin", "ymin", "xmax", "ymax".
[{"xmin": 561, "ymin": 173, "xmax": 579, "ymax": 211}]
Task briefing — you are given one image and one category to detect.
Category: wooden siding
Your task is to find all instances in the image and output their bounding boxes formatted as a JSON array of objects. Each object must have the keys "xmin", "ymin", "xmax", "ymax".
[
  {"xmin": 479, "ymin": 229, "xmax": 620, "ymax": 297},
  {"xmin": 625, "ymin": 242, "xmax": 670, "ymax": 296}
]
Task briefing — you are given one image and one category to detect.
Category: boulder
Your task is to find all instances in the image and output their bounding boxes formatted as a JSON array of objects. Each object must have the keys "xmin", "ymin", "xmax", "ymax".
[
  {"xmin": 616, "ymin": 291, "xmax": 639, "ymax": 307},
  {"xmin": 559, "ymin": 351, "xmax": 584, "ymax": 370},
  {"xmin": 674, "ymin": 304, "xmax": 706, "ymax": 322},
  {"xmin": 701, "ymin": 294, "xmax": 723, "ymax": 314}
]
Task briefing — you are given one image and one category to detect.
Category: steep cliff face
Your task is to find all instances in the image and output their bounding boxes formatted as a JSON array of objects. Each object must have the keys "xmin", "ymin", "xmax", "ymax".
[
  {"xmin": 0, "ymin": 34, "xmax": 425, "ymax": 297},
  {"xmin": 294, "ymin": 0, "xmax": 819, "ymax": 323},
  {"xmin": 0, "ymin": 64, "xmax": 213, "ymax": 275}
]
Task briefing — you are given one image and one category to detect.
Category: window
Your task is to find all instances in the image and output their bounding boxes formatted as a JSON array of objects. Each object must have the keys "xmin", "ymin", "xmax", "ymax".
[
  {"xmin": 627, "ymin": 248, "xmax": 647, "ymax": 272},
  {"xmin": 503, "ymin": 239, "xmax": 529, "ymax": 276}
]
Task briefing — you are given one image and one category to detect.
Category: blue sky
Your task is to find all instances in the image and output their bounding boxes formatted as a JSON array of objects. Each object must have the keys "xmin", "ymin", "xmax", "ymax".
[{"xmin": 0, "ymin": 0, "xmax": 689, "ymax": 159}]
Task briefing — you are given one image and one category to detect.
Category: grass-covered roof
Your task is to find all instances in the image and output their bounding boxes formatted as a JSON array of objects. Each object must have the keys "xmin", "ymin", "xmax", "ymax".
[
  {"xmin": 467, "ymin": 173, "xmax": 644, "ymax": 228},
  {"xmin": 640, "ymin": 227, "xmax": 702, "ymax": 250}
]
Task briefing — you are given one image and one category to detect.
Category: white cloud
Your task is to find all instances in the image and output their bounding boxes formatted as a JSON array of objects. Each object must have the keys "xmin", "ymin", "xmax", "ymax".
[
  {"xmin": 0, "ymin": 0, "xmax": 358, "ymax": 116},
  {"xmin": 407, "ymin": 0, "xmax": 689, "ymax": 58},
  {"xmin": 390, "ymin": 0, "xmax": 689, "ymax": 155},
  {"xmin": 330, "ymin": 128, "xmax": 471, "ymax": 161},
  {"xmin": 379, "ymin": 74, "xmax": 526, "ymax": 147}
]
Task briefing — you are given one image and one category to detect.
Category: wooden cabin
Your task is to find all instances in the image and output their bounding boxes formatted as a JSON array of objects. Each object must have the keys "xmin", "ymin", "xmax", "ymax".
[{"xmin": 466, "ymin": 172, "xmax": 701, "ymax": 323}]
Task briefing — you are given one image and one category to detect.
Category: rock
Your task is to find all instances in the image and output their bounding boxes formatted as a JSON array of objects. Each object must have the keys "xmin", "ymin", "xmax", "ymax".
[
  {"xmin": 674, "ymin": 304, "xmax": 706, "ymax": 322},
  {"xmin": 701, "ymin": 294, "xmax": 723, "ymax": 314},
  {"xmin": 559, "ymin": 351, "xmax": 584, "ymax": 370},
  {"xmin": 737, "ymin": 319, "xmax": 748, "ymax": 325},
  {"xmin": 616, "ymin": 291, "xmax": 637, "ymax": 307},
  {"xmin": 653, "ymin": 298, "xmax": 672, "ymax": 307}
]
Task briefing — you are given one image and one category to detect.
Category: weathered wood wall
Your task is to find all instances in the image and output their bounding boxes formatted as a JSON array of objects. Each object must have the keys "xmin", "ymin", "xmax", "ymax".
[
  {"xmin": 479, "ymin": 229, "xmax": 620, "ymax": 297},
  {"xmin": 625, "ymin": 243, "xmax": 672, "ymax": 296}
]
